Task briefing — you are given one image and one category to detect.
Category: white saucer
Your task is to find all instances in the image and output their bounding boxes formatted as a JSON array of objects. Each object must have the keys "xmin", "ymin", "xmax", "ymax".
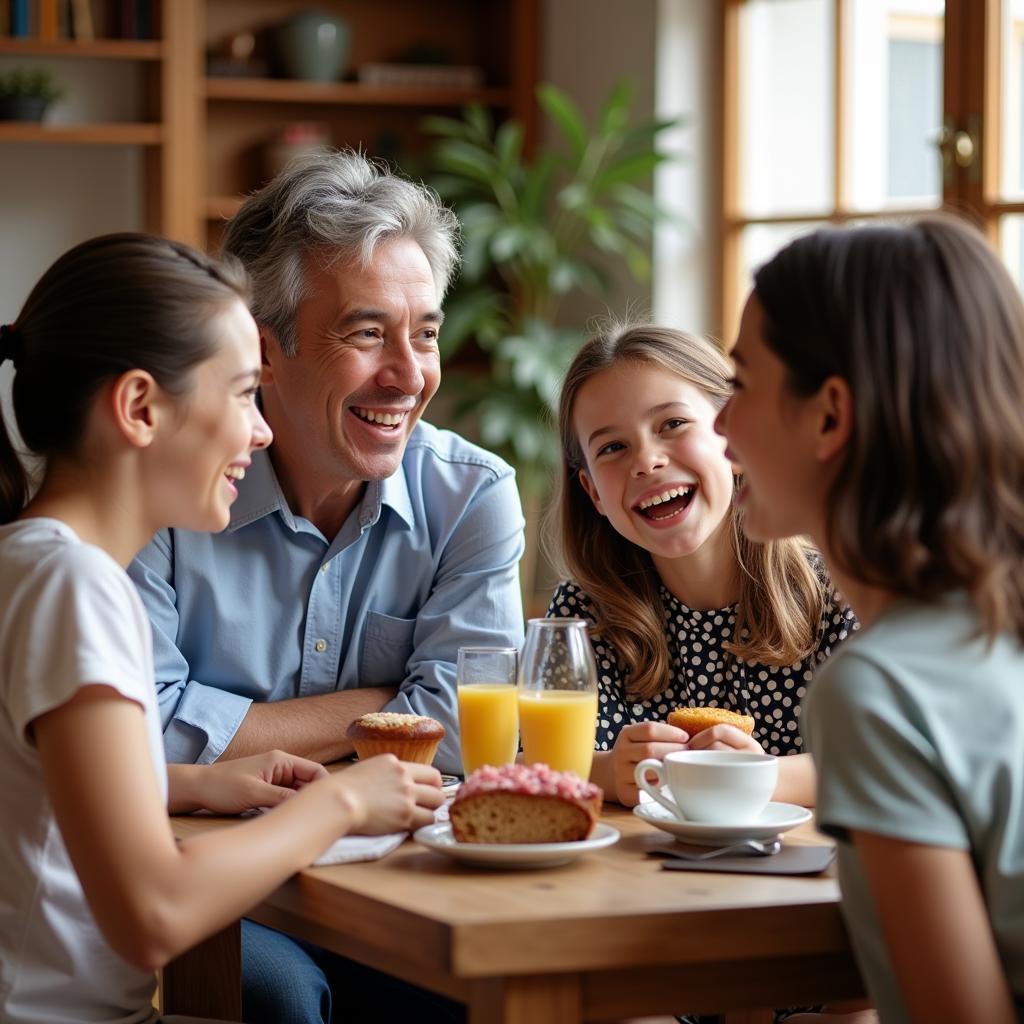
[
  {"xmin": 632, "ymin": 801, "xmax": 812, "ymax": 846},
  {"xmin": 413, "ymin": 822, "xmax": 620, "ymax": 869}
]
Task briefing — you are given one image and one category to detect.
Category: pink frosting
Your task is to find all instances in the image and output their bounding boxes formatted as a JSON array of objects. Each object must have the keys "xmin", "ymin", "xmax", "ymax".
[{"xmin": 456, "ymin": 763, "xmax": 601, "ymax": 802}]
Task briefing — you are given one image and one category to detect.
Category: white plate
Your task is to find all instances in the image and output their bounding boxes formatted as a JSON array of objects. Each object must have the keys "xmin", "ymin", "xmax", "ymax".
[
  {"xmin": 633, "ymin": 801, "xmax": 812, "ymax": 846},
  {"xmin": 413, "ymin": 821, "xmax": 620, "ymax": 869}
]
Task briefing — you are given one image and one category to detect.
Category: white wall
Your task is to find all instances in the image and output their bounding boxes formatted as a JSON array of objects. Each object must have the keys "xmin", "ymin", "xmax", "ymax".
[
  {"xmin": 540, "ymin": 0, "xmax": 657, "ymax": 330},
  {"xmin": 0, "ymin": 58, "xmax": 145, "ymax": 320},
  {"xmin": 654, "ymin": 0, "xmax": 720, "ymax": 338}
]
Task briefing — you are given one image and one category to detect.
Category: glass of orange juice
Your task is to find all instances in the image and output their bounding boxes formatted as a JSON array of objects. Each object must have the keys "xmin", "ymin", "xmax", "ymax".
[
  {"xmin": 456, "ymin": 646, "xmax": 519, "ymax": 775},
  {"xmin": 517, "ymin": 618, "xmax": 598, "ymax": 780}
]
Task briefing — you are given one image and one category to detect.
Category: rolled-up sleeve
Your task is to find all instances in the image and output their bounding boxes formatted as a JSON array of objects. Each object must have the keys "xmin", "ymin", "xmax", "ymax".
[
  {"xmin": 385, "ymin": 469, "xmax": 525, "ymax": 774},
  {"xmin": 128, "ymin": 531, "xmax": 253, "ymax": 764}
]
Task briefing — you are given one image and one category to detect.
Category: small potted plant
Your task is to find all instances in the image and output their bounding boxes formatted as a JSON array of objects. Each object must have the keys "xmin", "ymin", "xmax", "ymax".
[{"xmin": 0, "ymin": 67, "xmax": 64, "ymax": 122}]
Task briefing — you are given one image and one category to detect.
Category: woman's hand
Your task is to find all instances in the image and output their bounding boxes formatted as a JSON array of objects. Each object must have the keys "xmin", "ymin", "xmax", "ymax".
[
  {"xmin": 332, "ymin": 755, "xmax": 444, "ymax": 835},
  {"xmin": 168, "ymin": 750, "xmax": 328, "ymax": 815},
  {"xmin": 604, "ymin": 721, "xmax": 689, "ymax": 807},
  {"xmin": 685, "ymin": 723, "xmax": 766, "ymax": 754}
]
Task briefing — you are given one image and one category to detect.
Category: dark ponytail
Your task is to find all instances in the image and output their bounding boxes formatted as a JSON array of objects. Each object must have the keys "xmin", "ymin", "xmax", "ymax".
[{"xmin": 0, "ymin": 233, "xmax": 250, "ymax": 524}]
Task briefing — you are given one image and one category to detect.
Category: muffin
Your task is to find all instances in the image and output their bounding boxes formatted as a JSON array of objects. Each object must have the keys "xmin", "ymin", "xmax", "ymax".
[
  {"xmin": 667, "ymin": 705, "xmax": 755, "ymax": 737},
  {"xmin": 346, "ymin": 712, "xmax": 445, "ymax": 765},
  {"xmin": 450, "ymin": 763, "xmax": 603, "ymax": 844}
]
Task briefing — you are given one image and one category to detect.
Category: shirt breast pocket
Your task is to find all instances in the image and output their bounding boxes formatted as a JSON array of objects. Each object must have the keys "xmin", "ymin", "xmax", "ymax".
[{"xmin": 360, "ymin": 611, "xmax": 417, "ymax": 686}]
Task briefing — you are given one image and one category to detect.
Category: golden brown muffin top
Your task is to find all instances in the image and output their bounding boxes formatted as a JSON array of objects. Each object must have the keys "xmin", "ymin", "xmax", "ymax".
[
  {"xmin": 347, "ymin": 712, "xmax": 446, "ymax": 740},
  {"xmin": 667, "ymin": 706, "xmax": 755, "ymax": 735}
]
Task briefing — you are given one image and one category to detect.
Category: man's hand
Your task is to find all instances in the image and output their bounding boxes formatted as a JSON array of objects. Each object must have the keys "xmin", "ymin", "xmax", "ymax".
[
  {"xmin": 169, "ymin": 750, "xmax": 328, "ymax": 815},
  {"xmin": 331, "ymin": 756, "xmax": 444, "ymax": 835},
  {"xmin": 607, "ymin": 721, "xmax": 689, "ymax": 806}
]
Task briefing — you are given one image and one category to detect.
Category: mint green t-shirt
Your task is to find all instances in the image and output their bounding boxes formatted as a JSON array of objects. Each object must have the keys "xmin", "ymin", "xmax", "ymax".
[{"xmin": 803, "ymin": 594, "xmax": 1024, "ymax": 1023}]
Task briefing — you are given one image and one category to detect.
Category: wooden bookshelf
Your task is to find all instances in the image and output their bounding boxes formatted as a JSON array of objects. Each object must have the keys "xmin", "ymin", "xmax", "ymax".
[
  {"xmin": 0, "ymin": 0, "xmax": 538, "ymax": 249},
  {"xmin": 198, "ymin": 0, "xmax": 538, "ymax": 246},
  {"xmin": 0, "ymin": 122, "xmax": 161, "ymax": 143},
  {"xmin": 204, "ymin": 77, "xmax": 513, "ymax": 109},
  {"xmin": 0, "ymin": 38, "xmax": 163, "ymax": 60}
]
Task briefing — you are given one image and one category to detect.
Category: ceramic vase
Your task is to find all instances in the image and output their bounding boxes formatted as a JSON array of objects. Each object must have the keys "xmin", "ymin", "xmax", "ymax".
[{"xmin": 274, "ymin": 10, "xmax": 350, "ymax": 83}]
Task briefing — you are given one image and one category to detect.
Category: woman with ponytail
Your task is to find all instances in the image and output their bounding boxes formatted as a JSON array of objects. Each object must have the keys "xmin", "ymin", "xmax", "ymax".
[{"xmin": 0, "ymin": 233, "xmax": 443, "ymax": 1024}]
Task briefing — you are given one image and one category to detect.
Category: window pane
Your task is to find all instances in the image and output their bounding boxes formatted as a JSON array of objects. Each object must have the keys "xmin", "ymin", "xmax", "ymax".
[
  {"xmin": 732, "ymin": 223, "xmax": 826, "ymax": 334},
  {"xmin": 738, "ymin": 0, "xmax": 834, "ymax": 217},
  {"xmin": 998, "ymin": 215, "xmax": 1024, "ymax": 290},
  {"xmin": 845, "ymin": 1, "xmax": 944, "ymax": 211},
  {"xmin": 999, "ymin": 1, "xmax": 1024, "ymax": 200}
]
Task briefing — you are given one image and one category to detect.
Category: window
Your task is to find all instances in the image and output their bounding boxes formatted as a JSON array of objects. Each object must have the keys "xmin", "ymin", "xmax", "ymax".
[{"xmin": 722, "ymin": 0, "xmax": 1024, "ymax": 333}]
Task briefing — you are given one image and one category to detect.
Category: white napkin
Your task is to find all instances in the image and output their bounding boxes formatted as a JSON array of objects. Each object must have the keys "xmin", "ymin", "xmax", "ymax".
[
  {"xmin": 313, "ymin": 831, "xmax": 406, "ymax": 866},
  {"xmin": 311, "ymin": 783, "xmax": 458, "ymax": 866}
]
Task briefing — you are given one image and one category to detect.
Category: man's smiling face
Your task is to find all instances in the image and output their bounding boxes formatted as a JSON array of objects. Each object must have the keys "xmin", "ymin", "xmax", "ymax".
[{"xmin": 260, "ymin": 236, "xmax": 442, "ymax": 487}]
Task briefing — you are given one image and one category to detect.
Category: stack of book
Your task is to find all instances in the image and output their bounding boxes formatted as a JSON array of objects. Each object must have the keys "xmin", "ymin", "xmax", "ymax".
[{"xmin": 2, "ymin": 0, "xmax": 154, "ymax": 41}]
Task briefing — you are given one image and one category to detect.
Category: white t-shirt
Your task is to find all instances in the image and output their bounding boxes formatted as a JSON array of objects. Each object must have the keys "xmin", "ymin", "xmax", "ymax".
[{"xmin": 0, "ymin": 518, "xmax": 168, "ymax": 1023}]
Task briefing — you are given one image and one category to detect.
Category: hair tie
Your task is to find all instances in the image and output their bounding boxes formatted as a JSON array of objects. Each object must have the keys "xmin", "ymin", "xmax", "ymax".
[{"xmin": 0, "ymin": 323, "xmax": 22, "ymax": 367}]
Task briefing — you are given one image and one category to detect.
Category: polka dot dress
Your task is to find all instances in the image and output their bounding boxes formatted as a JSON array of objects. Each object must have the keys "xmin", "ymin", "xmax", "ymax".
[{"xmin": 547, "ymin": 579, "xmax": 858, "ymax": 755}]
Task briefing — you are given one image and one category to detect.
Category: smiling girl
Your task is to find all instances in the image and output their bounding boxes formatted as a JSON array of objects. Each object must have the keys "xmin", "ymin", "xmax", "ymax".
[
  {"xmin": 0, "ymin": 234, "xmax": 443, "ymax": 1023},
  {"xmin": 546, "ymin": 323, "xmax": 857, "ymax": 809},
  {"xmin": 718, "ymin": 215, "xmax": 1024, "ymax": 1024}
]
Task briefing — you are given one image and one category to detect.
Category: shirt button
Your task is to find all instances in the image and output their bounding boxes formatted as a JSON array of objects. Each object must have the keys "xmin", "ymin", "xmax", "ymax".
[
  {"xmin": 320, "ymin": 563, "xmax": 329, "ymax": 573},
  {"xmin": 314, "ymin": 639, "xmax": 327, "ymax": 653}
]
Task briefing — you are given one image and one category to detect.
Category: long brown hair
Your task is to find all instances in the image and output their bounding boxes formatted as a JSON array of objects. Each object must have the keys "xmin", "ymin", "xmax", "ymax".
[
  {"xmin": 547, "ymin": 323, "xmax": 826, "ymax": 702},
  {"xmin": 0, "ymin": 233, "xmax": 250, "ymax": 524},
  {"xmin": 755, "ymin": 214, "xmax": 1024, "ymax": 643}
]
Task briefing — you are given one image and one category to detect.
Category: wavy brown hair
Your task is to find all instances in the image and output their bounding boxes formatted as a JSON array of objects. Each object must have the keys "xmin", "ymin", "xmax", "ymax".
[
  {"xmin": 547, "ymin": 324, "xmax": 826, "ymax": 702},
  {"xmin": 755, "ymin": 214, "xmax": 1024, "ymax": 644}
]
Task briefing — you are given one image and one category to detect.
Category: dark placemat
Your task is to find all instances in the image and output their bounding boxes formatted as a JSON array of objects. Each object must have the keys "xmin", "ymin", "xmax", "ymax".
[{"xmin": 650, "ymin": 843, "xmax": 836, "ymax": 876}]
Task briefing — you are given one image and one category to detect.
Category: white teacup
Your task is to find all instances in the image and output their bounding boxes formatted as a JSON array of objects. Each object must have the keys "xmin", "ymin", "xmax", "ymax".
[{"xmin": 634, "ymin": 750, "xmax": 778, "ymax": 825}]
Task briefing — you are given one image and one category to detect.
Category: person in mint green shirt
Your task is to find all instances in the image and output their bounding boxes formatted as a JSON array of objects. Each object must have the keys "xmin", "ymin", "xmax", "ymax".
[{"xmin": 718, "ymin": 214, "xmax": 1024, "ymax": 1024}]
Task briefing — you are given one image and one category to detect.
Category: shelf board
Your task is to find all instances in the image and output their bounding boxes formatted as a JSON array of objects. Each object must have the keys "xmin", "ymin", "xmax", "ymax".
[
  {"xmin": 205, "ymin": 77, "xmax": 511, "ymax": 108},
  {"xmin": 0, "ymin": 37, "xmax": 163, "ymax": 60},
  {"xmin": 0, "ymin": 122, "xmax": 162, "ymax": 145},
  {"xmin": 205, "ymin": 195, "xmax": 246, "ymax": 221}
]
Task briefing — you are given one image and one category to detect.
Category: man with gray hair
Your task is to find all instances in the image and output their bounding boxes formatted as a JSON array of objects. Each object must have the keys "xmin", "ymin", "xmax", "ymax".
[{"xmin": 129, "ymin": 150, "xmax": 522, "ymax": 1022}]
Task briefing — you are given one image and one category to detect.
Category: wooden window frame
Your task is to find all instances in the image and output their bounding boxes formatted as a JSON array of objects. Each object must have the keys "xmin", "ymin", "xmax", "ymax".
[{"xmin": 719, "ymin": 0, "xmax": 1010, "ymax": 338}]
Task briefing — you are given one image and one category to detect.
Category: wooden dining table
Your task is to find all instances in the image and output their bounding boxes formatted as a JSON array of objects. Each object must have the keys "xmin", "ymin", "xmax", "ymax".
[{"xmin": 164, "ymin": 802, "xmax": 864, "ymax": 1023}]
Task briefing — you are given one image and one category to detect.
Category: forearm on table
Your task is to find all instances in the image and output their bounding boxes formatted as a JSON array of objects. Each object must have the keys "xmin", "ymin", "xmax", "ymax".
[
  {"xmin": 166, "ymin": 763, "xmax": 209, "ymax": 814},
  {"xmin": 219, "ymin": 687, "xmax": 397, "ymax": 763},
  {"xmin": 151, "ymin": 778, "xmax": 366, "ymax": 968},
  {"xmin": 775, "ymin": 751, "xmax": 816, "ymax": 806}
]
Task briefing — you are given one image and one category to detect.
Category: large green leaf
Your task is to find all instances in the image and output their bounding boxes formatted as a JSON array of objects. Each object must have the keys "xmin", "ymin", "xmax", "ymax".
[
  {"xmin": 421, "ymin": 114, "xmax": 490, "ymax": 145},
  {"xmin": 598, "ymin": 79, "xmax": 633, "ymax": 138},
  {"xmin": 494, "ymin": 120, "xmax": 525, "ymax": 176},
  {"xmin": 464, "ymin": 104, "xmax": 494, "ymax": 139},
  {"xmin": 438, "ymin": 286, "xmax": 506, "ymax": 360},
  {"xmin": 433, "ymin": 139, "xmax": 501, "ymax": 187},
  {"xmin": 593, "ymin": 151, "xmax": 670, "ymax": 191},
  {"xmin": 537, "ymin": 83, "xmax": 587, "ymax": 164}
]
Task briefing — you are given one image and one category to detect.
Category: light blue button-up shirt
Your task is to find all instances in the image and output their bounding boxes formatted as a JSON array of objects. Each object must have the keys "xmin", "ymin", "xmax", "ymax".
[{"xmin": 127, "ymin": 421, "xmax": 526, "ymax": 774}]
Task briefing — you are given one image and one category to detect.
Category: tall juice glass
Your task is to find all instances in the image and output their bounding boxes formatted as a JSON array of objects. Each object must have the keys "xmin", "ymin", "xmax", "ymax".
[
  {"xmin": 457, "ymin": 646, "xmax": 519, "ymax": 775},
  {"xmin": 517, "ymin": 618, "xmax": 598, "ymax": 779}
]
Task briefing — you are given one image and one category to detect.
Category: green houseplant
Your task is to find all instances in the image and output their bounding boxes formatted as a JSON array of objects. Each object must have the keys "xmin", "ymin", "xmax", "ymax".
[
  {"xmin": 0, "ymin": 67, "xmax": 64, "ymax": 122},
  {"xmin": 424, "ymin": 81, "xmax": 679, "ymax": 497}
]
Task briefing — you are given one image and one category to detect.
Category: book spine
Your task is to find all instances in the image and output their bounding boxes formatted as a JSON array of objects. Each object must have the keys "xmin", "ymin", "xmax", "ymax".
[
  {"xmin": 118, "ymin": 0, "xmax": 133, "ymax": 39},
  {"xmin": 70, "ymin": 0, "xmax": 94, "ymax": 38},
  {"xmin": 39, "ymin": 0, "xmax": 59, "ymax": 39},
  {"xmin": 11, "ymin": 0, "xmax": 31, "ymax": 37}
]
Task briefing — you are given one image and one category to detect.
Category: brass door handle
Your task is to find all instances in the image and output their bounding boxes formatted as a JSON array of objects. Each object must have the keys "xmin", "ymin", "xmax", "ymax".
[{"xmin": 934, "ymin": 117, "xmax": 980, "ymax": 183}]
